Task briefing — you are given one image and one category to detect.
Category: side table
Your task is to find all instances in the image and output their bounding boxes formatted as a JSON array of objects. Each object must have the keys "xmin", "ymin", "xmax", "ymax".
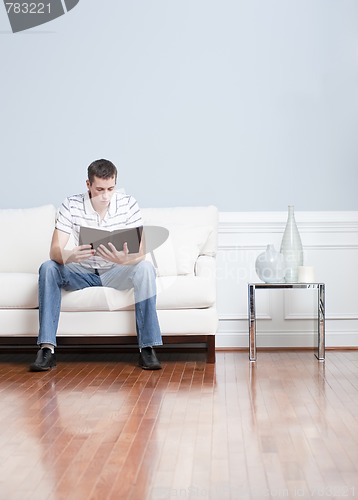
[{"xmin": 248, "ymin": 283, "xmax": 325, "ymax": 361}]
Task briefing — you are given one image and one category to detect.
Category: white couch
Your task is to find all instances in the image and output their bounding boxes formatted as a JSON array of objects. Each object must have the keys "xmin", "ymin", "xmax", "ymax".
[{"xmin": 0, "ymin": 205, "xmax": 218, "ymax": 362}]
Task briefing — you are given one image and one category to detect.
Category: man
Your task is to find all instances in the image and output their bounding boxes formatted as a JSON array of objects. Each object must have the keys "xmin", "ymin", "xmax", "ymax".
[{"xmin": 30, "ymin": 159, "xmax": 162, "ymax": 372}]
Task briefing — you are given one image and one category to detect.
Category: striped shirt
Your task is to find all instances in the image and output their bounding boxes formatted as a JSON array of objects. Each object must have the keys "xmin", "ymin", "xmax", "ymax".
[{"xmin": 56, "ymin": 191, "xmax": 142, "ymax": 271}]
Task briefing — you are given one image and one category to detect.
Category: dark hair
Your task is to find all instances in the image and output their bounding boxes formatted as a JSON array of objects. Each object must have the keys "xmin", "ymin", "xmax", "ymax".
[{"xmin": 87, "ymin": 159, "xmax": 117, "ymax": 184}]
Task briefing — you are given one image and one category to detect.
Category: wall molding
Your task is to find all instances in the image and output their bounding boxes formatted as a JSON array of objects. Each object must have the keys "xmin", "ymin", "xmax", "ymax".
[
  {"xmin": 219, "ymin": 210, "xmax": 358, "ymax": 226},
  {"xmin": 216, "ymin": 210, "xmax": 358, "ymax": 348}
]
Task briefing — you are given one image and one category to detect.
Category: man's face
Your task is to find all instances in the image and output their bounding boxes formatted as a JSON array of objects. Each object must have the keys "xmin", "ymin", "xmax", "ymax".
[{"xmin": 86, "ymin": 175, "xmax": 116, "ymax": 211}]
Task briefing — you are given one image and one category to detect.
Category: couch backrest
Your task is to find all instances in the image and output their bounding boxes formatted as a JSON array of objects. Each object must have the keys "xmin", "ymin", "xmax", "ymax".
[
  {"xmin": 141, "ymin": 206, "xmax": 218, "ymax": 276},
  {"xmin": 0, "ymin": 204, "xmax": 218, "ymax": 275},
  {"xmin": 0, "ymin": 205, "xmax": 56, "ymax": 273},
  {"xmin": 142, "ymin": 206, "xmax": 218, "ymax": 256}
]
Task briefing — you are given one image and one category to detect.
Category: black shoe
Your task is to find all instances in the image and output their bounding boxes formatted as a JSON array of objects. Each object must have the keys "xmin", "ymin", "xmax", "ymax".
[
  {"xmin": 30, "ymin": 348, "xmax": 56, "ymax": 372},
  {"xmin": 138, "ymin": 347, "xmax": 162, "ymax": 370}
]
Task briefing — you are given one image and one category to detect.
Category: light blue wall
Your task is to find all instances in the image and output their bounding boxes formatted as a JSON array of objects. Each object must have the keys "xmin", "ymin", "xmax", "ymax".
[{"xmin": 1, "ymin": 0, "xmax": 357, "ymax": 211}]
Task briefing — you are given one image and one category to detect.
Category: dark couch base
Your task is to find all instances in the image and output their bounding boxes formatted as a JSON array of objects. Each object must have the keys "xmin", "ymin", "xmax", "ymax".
[{"xmin": 0, "ymin": 335, "xmax": 216, "ymax": 363}]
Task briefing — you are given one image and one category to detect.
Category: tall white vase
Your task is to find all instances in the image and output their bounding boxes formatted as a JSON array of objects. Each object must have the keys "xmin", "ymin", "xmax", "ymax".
[{"xmin": 280, "ymin": 205, "xmax": 303, "ymax": 282}]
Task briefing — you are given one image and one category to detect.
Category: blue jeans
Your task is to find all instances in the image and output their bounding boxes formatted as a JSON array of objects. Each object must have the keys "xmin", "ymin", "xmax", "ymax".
[{"xmin": 37, "ymin": 260, "xmax": 163, "ymax": 349}]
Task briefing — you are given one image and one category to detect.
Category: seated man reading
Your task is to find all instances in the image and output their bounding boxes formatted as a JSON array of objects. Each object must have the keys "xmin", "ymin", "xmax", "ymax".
[{"xmin": 30, "ymin": 158, "xmax": 162, "ymax": 372}]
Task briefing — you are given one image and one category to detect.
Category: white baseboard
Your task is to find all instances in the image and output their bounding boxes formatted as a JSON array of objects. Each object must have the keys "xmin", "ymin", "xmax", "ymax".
[{"xmin": 216, "ymin": 331, "xmax": 358, "ymax": 349}]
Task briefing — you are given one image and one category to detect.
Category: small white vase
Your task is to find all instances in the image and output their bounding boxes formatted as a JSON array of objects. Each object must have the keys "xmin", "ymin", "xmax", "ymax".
[
  {"xmin": 280, "ymin": 205, "xmax": 303, "ymax": 283},
  {"xmin": 255, "ymin": 244, "xmax": 286, "ymax": 283}
]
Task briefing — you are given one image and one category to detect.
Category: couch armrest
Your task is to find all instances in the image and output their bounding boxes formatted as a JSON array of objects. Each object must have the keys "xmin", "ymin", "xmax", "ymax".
[{"xmin": 195, "ymin": 255, "xmax": 216, "ymax": 281}]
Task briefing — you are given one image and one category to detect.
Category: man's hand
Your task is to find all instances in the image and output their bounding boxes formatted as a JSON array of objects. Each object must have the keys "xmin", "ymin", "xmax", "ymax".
[
  {"xmin": 66, "ymin": 244, "xmax": 95, "ymax": 264},
  {"xmin": 50, "ymin": 229, "xmax": 95, "ymax": 265},
  {"xmin": 96, "ymin": 242, "xmax": 131, "ymax": 265}
]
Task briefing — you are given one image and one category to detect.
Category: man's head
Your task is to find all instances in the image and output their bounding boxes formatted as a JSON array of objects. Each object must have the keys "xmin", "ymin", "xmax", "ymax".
[
  {"xmin": 87, "ymin": 159, "xmax": 117, "ymax": 184},
  {"xmin": 86, "ymin": 159, "xmax": 118, "ymax": 212}
]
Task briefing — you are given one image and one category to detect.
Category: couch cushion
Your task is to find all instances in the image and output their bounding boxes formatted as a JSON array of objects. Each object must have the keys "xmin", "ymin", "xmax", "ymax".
[
  {"xmin": 145, "ymin": 225, "xmax": 212, "ymax": 276},
  {"xmin": 0, "ymin": 205, "xmax": 56, "ymax": 273},
  {"xmin": 1, "ymin": 271, "xmax": 215, "ymax": 311},
  {"xmin": 60, "ymin": 276, "xmax": 214, "ymax": 311},
  {"xmin": 0, "ymin": 273, "xmax": 38, "ymax": 308},
  {"xmin": 156, "ymin": 276, "xmax": 215, "ymax": 309}
]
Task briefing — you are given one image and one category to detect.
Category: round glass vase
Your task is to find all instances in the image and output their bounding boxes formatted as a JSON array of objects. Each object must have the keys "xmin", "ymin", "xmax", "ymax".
[
  {"xmin": 255, "ymin": 244, "xmax": 286, "ymax": 283},
  {"xmin": 280, "ymin": 205, "xmax": 303, "ymax": 283}
]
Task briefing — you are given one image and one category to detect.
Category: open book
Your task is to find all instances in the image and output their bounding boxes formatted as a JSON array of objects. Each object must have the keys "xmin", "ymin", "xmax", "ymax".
[{"xmin": 79, "ymin": 226, "xmax": 143, "ymax": 254}]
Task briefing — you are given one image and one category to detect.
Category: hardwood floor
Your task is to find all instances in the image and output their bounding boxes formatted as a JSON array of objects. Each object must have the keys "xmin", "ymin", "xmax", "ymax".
[{"xmin": 0, "ymin": 350, "xmax": 358, "ymax": 499}]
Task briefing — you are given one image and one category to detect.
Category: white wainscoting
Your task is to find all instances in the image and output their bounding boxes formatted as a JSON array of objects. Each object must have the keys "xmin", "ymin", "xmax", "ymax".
[{"xmin": 216, "ymin": 210, "xmax": 358, "ymax": 349}]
